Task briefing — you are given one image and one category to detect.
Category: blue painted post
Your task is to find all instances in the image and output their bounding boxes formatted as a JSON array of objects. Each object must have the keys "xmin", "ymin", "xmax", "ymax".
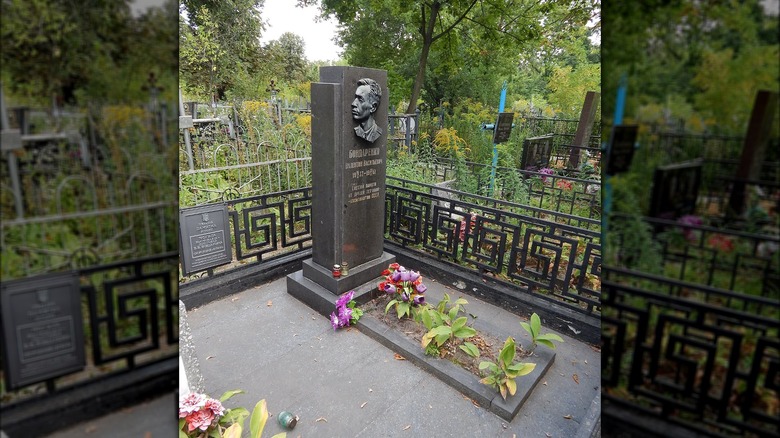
[
  {"xmin": 489, "ymin": 81, "xmax": 507, "ymax": 196},
  {"xmin": 603, "ymin": 73, "xmax": 628, "ymax": 235}
]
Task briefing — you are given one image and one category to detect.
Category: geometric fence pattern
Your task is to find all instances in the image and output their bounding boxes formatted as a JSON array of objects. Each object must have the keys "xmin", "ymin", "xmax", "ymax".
[
  {"xmin": 602, "ymin": 266, "xmax": 779, "ymax": 437},
  {"xmin": 1, "ymin": 253, "xmax": 178, "ymax": 406},
  {"xmin": 386, "ymin": 177, "xmax": 601, "ymax": 314},
  {"xmin": 179, "ymin": 177, "xmax": 602, "ymax": 315}
]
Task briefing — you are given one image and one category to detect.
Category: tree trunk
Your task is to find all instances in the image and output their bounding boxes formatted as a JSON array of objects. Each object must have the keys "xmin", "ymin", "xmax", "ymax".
[{"xmin": 406, "ymin": 1, "xmax": 440, "ymax": 114}]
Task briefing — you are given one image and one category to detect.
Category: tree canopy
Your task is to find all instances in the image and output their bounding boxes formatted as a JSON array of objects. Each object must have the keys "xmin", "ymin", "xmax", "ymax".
[
  {"xmin": 301, "ymin": 0, "xmax": 599, "ymax": 114},
  {"xmin": 601, "ymin": 0, "xmax": 778, "ymax": 134}
]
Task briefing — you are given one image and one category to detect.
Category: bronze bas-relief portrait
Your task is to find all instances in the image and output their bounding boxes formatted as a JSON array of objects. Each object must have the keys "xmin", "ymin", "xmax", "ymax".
[{"xmin": 352, "ymin": 78, "xmax": 382, "ymax": 143}]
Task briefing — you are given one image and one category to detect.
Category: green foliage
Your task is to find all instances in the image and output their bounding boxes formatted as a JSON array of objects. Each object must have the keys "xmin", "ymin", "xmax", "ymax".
[
  {"xmin": 385, "ymin": 298, "xmax": 413, "ymax": 319},
  {"xmin": 180, "ymin": 0, "xmax": 264, "ymax": 100},
  {"xmin": 1, "ymin": 0, "xmax": 177, "ymax": 105},
  {"xmin": 602, "ymin": 0, "xmax": 778, "ymax": 135},
  {"xmin": 459, "ymin": 342, "xmax": 480, "ymax": 358},
  {"xmin": 519, "ymin": 313, "xmax": 564, "ymax": 350},
  {"xmin": 478, "ymin": 337, "xmax": 536, "ymax": 400},
  {"xmin": 419, "ymin": 294, "xmax": 475, "ymax": 356}
]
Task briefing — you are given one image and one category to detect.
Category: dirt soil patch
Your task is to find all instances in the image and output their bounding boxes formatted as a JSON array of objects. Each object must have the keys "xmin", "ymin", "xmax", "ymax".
[{"xmin": 362, "ymin": 295, "xmax": 531, "ymax": 378}]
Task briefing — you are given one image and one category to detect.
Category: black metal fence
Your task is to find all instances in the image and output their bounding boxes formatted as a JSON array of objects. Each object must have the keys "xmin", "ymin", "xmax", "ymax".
[
  {"xmin": 0, "ymin": 253, "xmax": 178, "ymax": 414},
  {"xmin": 609, "ymin": 213, "xmax": 779, "ymax": 297},
  {"xmin": 602, "ymin": 265, "xmax": 779, "ymax": 437},
  {"xmin": 180, "ymin": 178, "xmax": 602, "ymax": 315}
]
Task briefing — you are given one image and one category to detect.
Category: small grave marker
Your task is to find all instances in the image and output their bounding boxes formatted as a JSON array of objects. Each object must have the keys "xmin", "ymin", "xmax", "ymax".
[
  {"xmin": 492, "ymin": 112, "xmax": 514, "ymax": 144},
  {"xmin": 605, "ymin": 125, "xmax": 638, "ymax": 175},
  {"xmin": 179, "ymin": 204, "xmax": 233, "ymax": 275},
  {"xmin": 1, "ymin": 272, "xmax": 85, "ymax": 389}
]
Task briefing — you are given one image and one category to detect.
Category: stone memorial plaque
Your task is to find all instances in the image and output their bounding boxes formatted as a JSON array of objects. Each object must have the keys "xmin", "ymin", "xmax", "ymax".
[
  {"xmin": 649, "ymin": 160, "xmax": 703, "ymax": 219},
  {"xmin": 179, "ymin": 203, "xmax": 233, "ymax": 275},
  {"xmin": 492, "ymin": 112, "xmax": 514, "ymax": 144},
  {"xmin": 520, "ymin": 134, "xmax": 554, "ymax": 171},
  {"xmin": 606, "ymin": 125, "xmax": 638, "ymax": 175},
  {"xmin": 1, "ymin": 272, "xmax": 85, "ymax": 389}
]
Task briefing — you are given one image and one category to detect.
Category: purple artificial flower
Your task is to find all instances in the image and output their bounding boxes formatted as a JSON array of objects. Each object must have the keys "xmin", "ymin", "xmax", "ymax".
[
  {"xmin": 384, "ymin": 283, "xmax": 397, "ymax": 294},
  {"xmin": 336, "ymin": 290, "xmax": 355, "ymax": 308},
  {"xmin": 415, "ymin": 283, "xmax": 427, "ymax": 294},
  {"xmin": 338, "ymin": 306, "xmax": 353, "ymax": 326},
  {"xmin": 409, "ymin": 271, "xmax": 420, "ymax": 282},
  {"xmin": 413, "ymin": 294, "xmax": 425, "ymax": 305},
  {"xmin": 330, "ymin": 312, "xmax": 341, "ymax": 330},
  {"xmin": 677, "ymin": 214, "xmax": 703, "ymax": 227},
  {"xmin": 677, "ymin": 215, "xmax": 703, "ymax": 241},
  {"xmin": 400, "ymin": 270, "xmax": 412, "ymax": 282},
  {"xmin": 401, "ymin": 290, "xmax": 410, "ymax": 302},
  {"xmin": 539, "ymin": 168, "xmax": 554, "ymax": 183},
  {"xmin": 391, "ymin": 270, "xmax": 403, "ymax": 282}
]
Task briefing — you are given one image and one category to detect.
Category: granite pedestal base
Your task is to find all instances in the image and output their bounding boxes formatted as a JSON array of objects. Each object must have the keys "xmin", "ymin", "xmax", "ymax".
[{"xmin": 301, "ymin": 252, "xmax": 395, "ymax": 295}]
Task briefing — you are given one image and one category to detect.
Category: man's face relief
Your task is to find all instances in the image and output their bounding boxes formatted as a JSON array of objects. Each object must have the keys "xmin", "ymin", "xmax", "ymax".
[{"xmin": 352, "ymin": 85, "xmax": 375, "ymax": 121}]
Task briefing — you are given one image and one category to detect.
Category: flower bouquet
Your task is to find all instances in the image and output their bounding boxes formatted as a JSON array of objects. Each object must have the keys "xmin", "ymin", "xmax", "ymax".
[
  {"xmin": 378, "ymin": 263, "xmax": 427, "ymax": 318},
  {"xmin": 330, "ymin": 290, "xmax": 363, "ymax": 330},
  {"xmin": 179, "ymin": 390, "xmax": 286, "ymax": 438}
]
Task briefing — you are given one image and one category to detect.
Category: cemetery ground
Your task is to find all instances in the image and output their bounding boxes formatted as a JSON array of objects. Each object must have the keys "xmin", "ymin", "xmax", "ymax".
[{"xmin": 179, "ymin": 274, "xmax": 601, "ymax": 437}]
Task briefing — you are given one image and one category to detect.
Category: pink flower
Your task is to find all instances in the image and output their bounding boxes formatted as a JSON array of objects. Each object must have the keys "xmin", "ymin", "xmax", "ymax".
[
  {"xmin": 179, "ymin": 393, "xmax": 206, "ymax": 417},
  {"xmin": 185, "ymin": 409, "xmax": 216, "ymax": 432},
  {"xmin": 204, "ymin": 398, "xmax": 225, "ymax": 417}
]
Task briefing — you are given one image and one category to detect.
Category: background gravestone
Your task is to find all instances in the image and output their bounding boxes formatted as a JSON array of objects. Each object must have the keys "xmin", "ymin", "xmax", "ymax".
[
  {"xmin": 289, "ymin": 66, "xmax": 395, "ymax": 304},
  {"xmin": 520, "ymin": 135, "xmax": 554, "ymax": 171},
  {"xmin": 648, "ymin": 160, "xmax": 703, "ymax": 220}
]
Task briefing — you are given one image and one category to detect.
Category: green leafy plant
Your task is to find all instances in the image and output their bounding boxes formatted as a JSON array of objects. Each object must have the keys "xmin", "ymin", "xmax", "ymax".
[
  {"xmin": 519, "ymin": 313, "xmax": 564, "ymax": 350},
  {"xmin": 179, "ymin": 390, "xmax": 286, "ymax": 438},
  {"xmin": 419, "ymin": 294, "xmax": 477, "ymax": 357},
  {"xmin": 479, "ymin": 337, "xmax": 536, "ymax": 400}
]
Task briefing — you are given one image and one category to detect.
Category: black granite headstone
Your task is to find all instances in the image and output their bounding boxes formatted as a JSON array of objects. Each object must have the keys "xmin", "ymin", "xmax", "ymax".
[
  {"xmin": 1, "ymin": 272, "xmax": 85, "ymax": 389},
  {"xmin": 648, "ymin": 160, "xmax": 703, "ymax": 220},
  {"xmin": 492, "ymin": 112, "xmax": 514, "ymax": 144},
  {"xmin": 179, "ymin": 204, "xmax": 233, "ymax": 275},
  {"xmin": 293, "ymin": 66, "xmax": 395, "ymax": 296},
  {"xmin": 606, "ymin": 125, "xmax": 638, "ymax": 176},
  {"xmin": 520, "ymin": 135, "xmax": 554, "ymax": 170}
]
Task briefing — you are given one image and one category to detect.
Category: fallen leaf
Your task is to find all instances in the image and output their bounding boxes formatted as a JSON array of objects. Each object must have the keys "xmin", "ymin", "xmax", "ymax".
[
  {"xmin": 542, "ymin": 381, "xmax": 547, "ymax": 386},
  {"xmin": 267, "ymin": 300, "xmax": 273, "ymax": 307},
  {"xmin": 573, "ymin": 374, "xmax": 580, "ymax": 384},
  {"xmin": 546, "ymin": 433, "xmax": 552, "ymax": 437},
  {"xmin": 206, "ymin": 355, "xmax": 215, "ymax": 360},
  {"xmin": 231, "ymin": 297, "xmax": 239, "ymax": 302},
  {"xmin": 369, "ymin": 388, "xmax": 373, "ymax": 392},
  {"xmin": 315, "ymin": 417, "xmax": 328, "ymax": 423},
  {"xmin": 563, "ymin": 414, "xmax": 573, "ymax": 419},
  {"xmin": 501, "ymin": 423, "xmax": 508, "ymax": 429},
  {"xmin": 567, "ymin": 325, "xmax": 581, "ymax": 335},
  {"xmin": 403, "ymin": 425, "xmax": 411, "ymax": 431},
  {"xmin": 361, "ymin": 401, "xmax": 368, "ymax": 408},
  {"xmin": 394, "ymin": 353, "xmax": 406, "ymax": 361},
  {"xmin": 584, "ymin": 360, "xmax": 588, "ymax": 364}
]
